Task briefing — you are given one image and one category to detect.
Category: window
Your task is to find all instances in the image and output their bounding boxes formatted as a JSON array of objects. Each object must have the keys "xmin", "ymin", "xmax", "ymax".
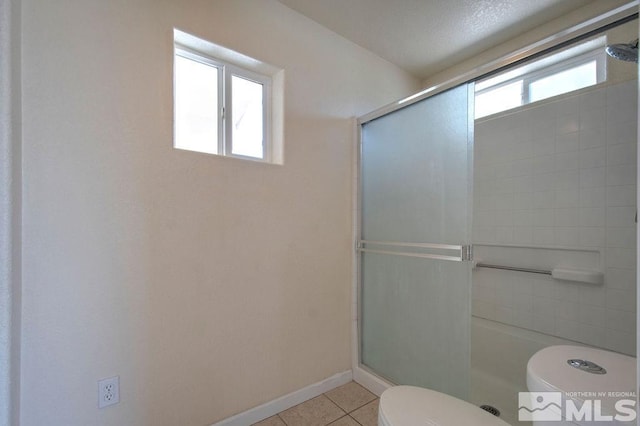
[
  {"xmin": 475, "ymin": 37, "xmax": 607, "ymax": 119},
  {"xmin": 174, "ymin": 51, "xmax": 221, "ymax": 155},
  {"xmin": 173, "ymin": 30, "xmax": 283, "ymax": 163}
]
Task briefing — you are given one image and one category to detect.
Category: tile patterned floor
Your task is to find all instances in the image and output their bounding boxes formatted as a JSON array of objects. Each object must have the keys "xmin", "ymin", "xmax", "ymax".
[{"xmin": 252, "ymin": 381, "xmax": 379, "ymax": 426}]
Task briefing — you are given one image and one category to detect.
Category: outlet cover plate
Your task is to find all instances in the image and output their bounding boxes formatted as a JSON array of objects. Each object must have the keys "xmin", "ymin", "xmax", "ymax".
[{"xmin": 98, "ymin": 376, "xmax": 120, "ymax": 408}]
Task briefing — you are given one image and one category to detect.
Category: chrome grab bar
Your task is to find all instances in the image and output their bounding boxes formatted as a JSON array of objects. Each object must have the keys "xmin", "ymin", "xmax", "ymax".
[{"xmin": 474, "ymin": 262, "xmax": 551, "ymax": 275}]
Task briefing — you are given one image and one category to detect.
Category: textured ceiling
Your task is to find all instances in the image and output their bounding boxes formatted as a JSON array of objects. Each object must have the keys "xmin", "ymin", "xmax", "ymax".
[{"xmin": 277, "ymin": 0, "xmax": 599, "ymax": 79}]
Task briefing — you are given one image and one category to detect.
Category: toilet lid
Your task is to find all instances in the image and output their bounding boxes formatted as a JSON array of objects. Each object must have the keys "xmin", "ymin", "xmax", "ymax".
[
  {"xmin": 527, "ymin": 345, "xmax": 636, "ymax": 394},
  {"xmin": 527, "ymin": 345, "xmax": 636, "ymax": 418},
  {"xmin": 379, "ymin": 386, "xmax": 509, "ymax": 426}
]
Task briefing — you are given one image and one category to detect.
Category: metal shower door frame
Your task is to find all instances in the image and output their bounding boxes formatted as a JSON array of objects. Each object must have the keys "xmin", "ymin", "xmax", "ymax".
[
  {"xmin": 352, "ymin": 0, "xmax": 639, "ymax": 391},
  {"xmin": 355, "ymin": 81, "xmax": 476, "ymax": 389}
]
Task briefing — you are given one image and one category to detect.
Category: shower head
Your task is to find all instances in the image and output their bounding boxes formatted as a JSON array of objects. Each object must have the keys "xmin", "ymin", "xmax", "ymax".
[{"xmin": 605, "ymin": 39, "xmax": 638, "ymax": 63}]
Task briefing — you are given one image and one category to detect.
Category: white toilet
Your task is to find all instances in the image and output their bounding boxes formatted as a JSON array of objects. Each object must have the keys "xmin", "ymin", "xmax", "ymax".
[
  {"xmin": 527, "ymin": 345, "xmax": 637, "ymax": 426},
  {"xmin": 378, "ymin": 385, "xmax": 510, "ymax": 426}
]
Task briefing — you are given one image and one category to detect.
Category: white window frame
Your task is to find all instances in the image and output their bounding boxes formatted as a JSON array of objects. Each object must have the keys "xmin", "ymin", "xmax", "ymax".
[
  {"xmin": 475, "ymin": 45, "xmax": 607, "ymax": 119},
  {"xmin": 174, "ymin": 44, "xmax": 273, "ymax": 162},
  {"xmin": 225, "ymin": 65, "xmax": 272, "ymax": 162},
  {"xmin": 523, "ymin": 48, "xmax": 606, "ymax": 103}
]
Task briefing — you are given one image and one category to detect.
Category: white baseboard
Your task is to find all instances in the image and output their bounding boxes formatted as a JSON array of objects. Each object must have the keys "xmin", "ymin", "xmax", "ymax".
[
  {"xmin": 353, "ymin": 366, "xmax": 393, "ymax": 397},
  {"xmin": 211, "ymin": 370, "xmax": 353, "ymax": 426}
]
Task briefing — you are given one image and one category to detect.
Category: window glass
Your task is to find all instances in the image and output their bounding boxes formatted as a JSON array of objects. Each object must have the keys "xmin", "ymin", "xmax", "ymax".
[
  {"xmin": 475, "ymin": 81, "xmax": 523, "ymax": 119},
  {"xmin": 474, "ymin": 37, "xmax": 606, "ymax": 119},
  {"xmin": 529, "ymin": 61, "xmax": 597, "ymax": 103},
  {"xmin": 174, "ymin": 55, "xmax": 219, "ymax": 154},
  {"xmin": 231, "ymin": 75, "xmax": 264, "ymax": 158}
]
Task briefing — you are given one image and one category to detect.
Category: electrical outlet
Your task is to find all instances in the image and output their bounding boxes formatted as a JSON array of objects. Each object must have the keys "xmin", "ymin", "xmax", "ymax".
[{"xmin": 98, "ymin": 376, "xmax": 120, "ymax": 408}]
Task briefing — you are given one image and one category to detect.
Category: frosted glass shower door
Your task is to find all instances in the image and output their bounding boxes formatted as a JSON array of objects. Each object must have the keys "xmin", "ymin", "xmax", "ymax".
[{"xmin": 359, "ymin": 84, "xmax": 473, "ymax": 400}]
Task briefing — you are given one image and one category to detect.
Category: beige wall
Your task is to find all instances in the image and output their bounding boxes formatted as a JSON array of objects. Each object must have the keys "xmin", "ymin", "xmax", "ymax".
[{"xmin": 19, "ymin": 1, "xmax": 419, "ymax": 425}]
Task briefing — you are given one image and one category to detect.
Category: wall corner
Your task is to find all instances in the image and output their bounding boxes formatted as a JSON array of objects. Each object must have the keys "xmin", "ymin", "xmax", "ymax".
[{"xmin": 0, "ymin": 0, "xmax": 22, "ymax": 424}]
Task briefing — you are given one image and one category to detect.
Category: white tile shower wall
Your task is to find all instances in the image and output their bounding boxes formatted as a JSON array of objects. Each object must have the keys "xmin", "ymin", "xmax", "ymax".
[{"xmin": 472, "ymin": 80, "xmax": 637, "ymax": 356}]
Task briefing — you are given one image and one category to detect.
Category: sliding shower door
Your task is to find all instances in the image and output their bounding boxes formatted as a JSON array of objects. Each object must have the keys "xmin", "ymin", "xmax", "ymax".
[{"xmin": 359, "ymin": 84, "xmax": 473, "ymax": 400}]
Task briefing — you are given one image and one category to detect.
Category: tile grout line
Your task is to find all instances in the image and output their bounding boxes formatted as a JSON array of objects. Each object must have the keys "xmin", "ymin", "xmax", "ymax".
[
  {"xmin": 323, "ymin": 393, "xmax": 348, "ymax": 418},
  {"xmin": 326, "ymin": 414, "xmax": 351, "ymax": 425},
  {"xmin": 347, "ymin": 414, "xmax": 363, "ymax": 426},
  {"xmin": 323, "ymin": 392, "xmax": 356, "ymax": 414},
  {"xmin": 318, "ymin": 391, "xmax": 349, "ymax": 417},
  {"xmin": 267, "ymin": 383, "xmax": 378, "ymax": 426},
  {"xmin": 324, "ymin": 413, "xmax": 367, "ymax": 426},
  {"xmin": 348, "ymin": 399, "xmax": 378, "ymax": 426},
  {"xmin": 348, "ymin": 414, "xmax": 366, "ymax": 426},
  {"xmin": 322, "ymin": 386, "xmax": 378, "ymax": 414},
  {"xmin": 345, "ymin": 397, "xmax": 378, "ymax": 415},
  {"xmin": 277, "ymin": 394, "xmax": 346, "ymax": 425}
]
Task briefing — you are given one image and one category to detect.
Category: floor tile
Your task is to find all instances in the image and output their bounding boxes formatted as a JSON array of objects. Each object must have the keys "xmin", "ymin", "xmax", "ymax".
[
  {"xmin": 350, "ymin": 399, "xmax": 379, "ymax": 426},
  {"xmin": 328, "ymin": 415, "xmax": 361, "ymax": 426},
  {"xmin": 325, "ymin": 381, "xmax": 377, "ymax": 413},
  {"xmin": 252, "ymin": 415, "xmax": 286, "ymax": 426},
  {"xmin": 278, "ymin": 395, "xmax": 346, "ymax": 426}
]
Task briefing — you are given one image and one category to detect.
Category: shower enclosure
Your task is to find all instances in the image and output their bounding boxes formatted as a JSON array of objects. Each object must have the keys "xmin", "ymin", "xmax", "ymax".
[
  {"xmin": 355, "ymin": 4, "xmax": 638, "ymax": 425},
  {"xmin": 358, "ymin": 84, "xmax": 474, "ymax": 399}
]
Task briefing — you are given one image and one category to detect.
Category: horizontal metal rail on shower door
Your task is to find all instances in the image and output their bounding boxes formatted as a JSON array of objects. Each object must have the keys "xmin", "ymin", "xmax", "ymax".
[{"xmin": 357, "ymin": 240, "xmax": 472, "ymax": 262}]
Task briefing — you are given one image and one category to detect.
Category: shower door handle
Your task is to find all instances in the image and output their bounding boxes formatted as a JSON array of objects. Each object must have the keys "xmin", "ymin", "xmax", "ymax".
[{"xmin": 357, "ymin": 241, "xmax": 473, "ymax": 262}]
